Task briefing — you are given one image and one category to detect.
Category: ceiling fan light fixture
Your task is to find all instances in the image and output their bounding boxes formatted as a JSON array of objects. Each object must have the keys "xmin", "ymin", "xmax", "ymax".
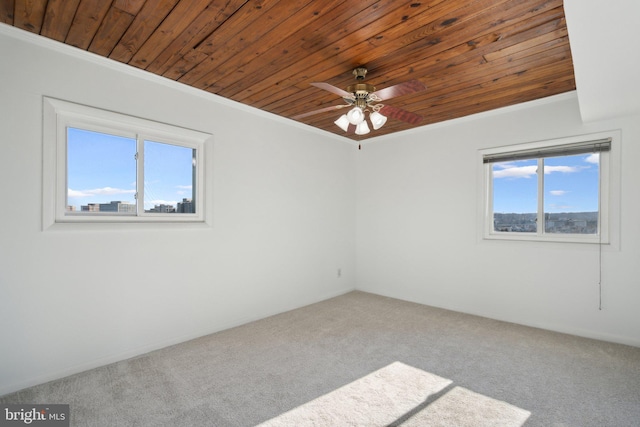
[
  {"xmin": 355, "ymin": 120, "xmax": 370, "ymax": 135},
  {"xmin": 304, "ymin": 68, "xmax": 426, "ymax": 138},
  {"xmin": 334, "ymin": 114, "xmax": 350, "ymax": 132},
  {"xmin": 346, "ymin": 107, "xmax": 365, "ymax": 125},
  {"xmin": 370, "ymin": 111, "xmax": 387, "ymax": 130}
]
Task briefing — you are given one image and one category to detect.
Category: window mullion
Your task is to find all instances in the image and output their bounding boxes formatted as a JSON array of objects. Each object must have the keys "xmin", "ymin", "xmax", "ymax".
[
  {"xmin": 192, "ymin": 148, "xmax": 197, "ymax": 213},
  {"xmin": 136, "ymin": 136, "xmax": 144, "ymax": 216},
  {"xmin": 487, "ymin": 164, "xmax": 494, "ymax": 233},
  {"xmin": 537, "ymin": 158, "xmax": 544, "ymax": 236}
]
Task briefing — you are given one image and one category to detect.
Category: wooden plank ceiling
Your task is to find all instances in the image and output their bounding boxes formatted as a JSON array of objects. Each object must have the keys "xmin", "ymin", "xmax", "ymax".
[{"xmin": 1, "ymin": 0, "xmax": 575, "ymax": 140}]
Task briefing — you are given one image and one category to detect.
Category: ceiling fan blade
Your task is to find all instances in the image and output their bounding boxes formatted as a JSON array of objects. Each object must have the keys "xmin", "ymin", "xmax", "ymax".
[
  {"xmin": 380, "ymin": 105, "xmax": 423, "ymax": 125},
  {"xmin": 371, "ymin": 80, "xmax": 427, "ymax": 101},
  {"xmin": 291, "ymin": 104, "xmax": 348, "ymax": 120},
  {"xmin": 310, "ymin": 82, "xmax": 353, "ymax": 98}
]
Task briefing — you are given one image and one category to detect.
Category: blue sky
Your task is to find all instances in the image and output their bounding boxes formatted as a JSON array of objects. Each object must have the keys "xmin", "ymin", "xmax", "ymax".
[
  {"xmin": 492, "ymin": 153, "xmax": 599, "ymax": 213},
  {"xmin": 67, "ymin": 128, "xmax": 194, "ymax": 211}
]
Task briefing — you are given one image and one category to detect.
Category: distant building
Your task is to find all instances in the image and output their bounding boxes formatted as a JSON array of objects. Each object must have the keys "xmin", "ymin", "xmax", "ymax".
[
  {"xmin": 81, "ymin": 203, "xmax": 100, "ymax": 212},
  {"xmin": 177, "ymin": 198, "xmax": 194, "ymax": 213},
  {"xmin": 81, "ymin": 201, "xmax": 135, "ymax": 213},
  {"xmin": 147, "ymin": 204, "xmax": 176, "ymax": 213},
  {"xmin": 495, "ymin": 212, "xmax": 598, "ymax": 234},
  {"xmin": 99, "ymin": 201, "xmax": 136, "ymax": 213}
]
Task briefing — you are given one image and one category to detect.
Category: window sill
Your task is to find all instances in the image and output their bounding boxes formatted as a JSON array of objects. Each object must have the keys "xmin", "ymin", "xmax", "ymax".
[{"xmin": 483, "ymin": 232, "xmax": 609, "ymax": 245}]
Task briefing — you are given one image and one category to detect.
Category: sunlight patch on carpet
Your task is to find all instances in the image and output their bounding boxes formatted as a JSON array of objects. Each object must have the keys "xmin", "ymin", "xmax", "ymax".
[
  {"xmin": 256, "ymin": 361, "xmax": 530, "ymax": 427},
  {"xmin": 401, "ymin": 386, "xmax": 531, "ymax": 427}
]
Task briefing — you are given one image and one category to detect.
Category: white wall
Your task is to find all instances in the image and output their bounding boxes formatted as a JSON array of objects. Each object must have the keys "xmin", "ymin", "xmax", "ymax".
[
  {"xmin": 0, "ymin": 26, "xmax": 356, "ymax": 395},
  {"xmin": 564, "ymin": 0, "xmax": 640, "ymax": 122},
  {"xmin": 356, "ymin": 93, "xmax": 640, "ymax": 347}
]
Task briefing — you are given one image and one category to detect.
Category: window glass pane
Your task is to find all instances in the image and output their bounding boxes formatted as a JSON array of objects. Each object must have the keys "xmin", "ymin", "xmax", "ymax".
[
  {"xmin": 492, "ymin": 159, "xmax": 538, "ymax": 233},
  {"xmin": 543, "ymin": 153, "xmax": 599, "ymax": 234},
  {"xmin": 144, "ymin": 140, "xmax": 196, "ymax": 213},
  {"xmin": 67, "ymin": 128, "xmax": 137, "ymax": 214}
]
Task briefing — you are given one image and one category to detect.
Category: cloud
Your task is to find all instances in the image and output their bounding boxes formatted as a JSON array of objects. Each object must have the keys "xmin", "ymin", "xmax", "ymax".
[
  {"xmin": 68, "ymin": 187, "xmax": 136, "ymax": 198},
  {"xmin": 175, "ymin": 185, "xmax": 192, "ymax": 190},
  {"xmin": 492, "ymin": 165, "xmax": 538, "ymax": 179},
  {"xmin": 544, "ymin": 165, "xmax": 579, "ymax": 174},
  {"xmin": 549, "ymin": 190, "xmax": 569, "ymax": 196},
  {"xmin": 493, "ymin": 163, "xmax": 582, "ymax": 179},
  {"xmin": 585, "ymin": 153, "xmax": 599, "ymax": 164}
]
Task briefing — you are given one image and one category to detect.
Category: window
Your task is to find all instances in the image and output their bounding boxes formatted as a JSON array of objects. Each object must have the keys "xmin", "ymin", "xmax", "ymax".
[
  {"xmin": 480, "ymin": 132, "xmax": 618, "ymax": 244},
  {"xmin": 43, "ymin": 98, "xmax": 210, "ymax": 228}
]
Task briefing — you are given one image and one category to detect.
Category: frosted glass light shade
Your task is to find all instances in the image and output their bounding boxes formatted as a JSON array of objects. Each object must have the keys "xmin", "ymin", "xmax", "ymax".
[
  {"xmin": 346, "ymin": 107, "xmax": 365, "ymax": 125},
  {"xmin": 334, "ymin": 114, "xmax": 350, "ymax": 132},
  {"xmin": 369, "ymin": 111, "xmax": 387, "ymax": 130},
  {"xmin": 355, "ymin": 120, "xmax": 370, "ymax": 135}
]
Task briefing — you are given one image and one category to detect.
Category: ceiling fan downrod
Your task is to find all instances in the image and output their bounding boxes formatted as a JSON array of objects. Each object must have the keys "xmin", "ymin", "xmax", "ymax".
[{"xmin": 353, "ymin": 67, "xmax": 368, "ymax": 81}]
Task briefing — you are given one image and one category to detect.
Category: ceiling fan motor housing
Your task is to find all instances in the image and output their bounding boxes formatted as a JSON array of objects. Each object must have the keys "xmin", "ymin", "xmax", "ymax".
[{"xmin": 347, "ymin": 83, "xmax": 376, "ymax": 108}]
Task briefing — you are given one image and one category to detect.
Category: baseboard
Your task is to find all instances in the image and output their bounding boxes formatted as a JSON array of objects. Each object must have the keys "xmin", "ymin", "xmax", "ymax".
[{"xmin": 357, "ymin": 289, "xmax": 640, "ymax": 349}]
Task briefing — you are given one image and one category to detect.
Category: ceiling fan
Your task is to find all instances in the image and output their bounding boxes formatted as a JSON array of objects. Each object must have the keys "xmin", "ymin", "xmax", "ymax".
[{"xmin": 293, "ymin": 67, "xmax": 427, "ymax": 136}]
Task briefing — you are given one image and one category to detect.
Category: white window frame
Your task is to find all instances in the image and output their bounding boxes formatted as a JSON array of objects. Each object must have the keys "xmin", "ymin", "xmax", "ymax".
[
  {"xmin": 43, "ymin": 97, "xmax": 211, "ymax": 229},
  {"xmin": 479, "ymin": 131, "xmax": 621, "ymax": 245}
]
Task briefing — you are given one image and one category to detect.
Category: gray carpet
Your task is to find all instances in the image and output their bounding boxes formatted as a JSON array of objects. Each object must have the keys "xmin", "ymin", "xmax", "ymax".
[{"xmin": 2, "ymin": 291, "xmax": 639, "ymax": 426}]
